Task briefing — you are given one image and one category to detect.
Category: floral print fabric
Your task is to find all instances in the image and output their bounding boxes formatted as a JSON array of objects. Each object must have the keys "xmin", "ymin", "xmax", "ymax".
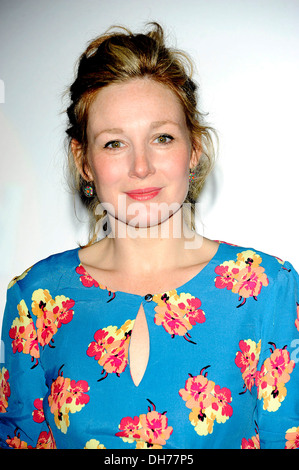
[{"xmin": 0, "ymin": 242, "xmax": 298, "ymax": 449}]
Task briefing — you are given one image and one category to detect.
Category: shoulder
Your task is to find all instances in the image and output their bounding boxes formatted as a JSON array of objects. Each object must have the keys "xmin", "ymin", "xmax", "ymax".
[
  {"xmin": 216, "ymin": 240, "xmax": 298, "ymax": 287},
  {"xmin": 7, "ymin": 247, "xmax": 80, "ymax": 294}
]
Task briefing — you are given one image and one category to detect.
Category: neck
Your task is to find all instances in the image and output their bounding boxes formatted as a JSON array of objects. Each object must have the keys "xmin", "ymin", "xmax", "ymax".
[{"xmin": 103, "ymin": 208, "xmax": 203, "ymax": 275}]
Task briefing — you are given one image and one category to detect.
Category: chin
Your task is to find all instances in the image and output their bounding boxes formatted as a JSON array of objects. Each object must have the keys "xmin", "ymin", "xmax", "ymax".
[{"xmin": 103, "ymin": 197, "xmax": 185, "ymax": 234}]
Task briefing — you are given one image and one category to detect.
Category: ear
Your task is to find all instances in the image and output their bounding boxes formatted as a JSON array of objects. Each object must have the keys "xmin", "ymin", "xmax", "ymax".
[
  {"xmin": 189, "ymin": 139, "xmax": 202, "ymax": 169},
  {"xmin": 71, "ymin": 139, "xmax": 93, "ymax": 181}
]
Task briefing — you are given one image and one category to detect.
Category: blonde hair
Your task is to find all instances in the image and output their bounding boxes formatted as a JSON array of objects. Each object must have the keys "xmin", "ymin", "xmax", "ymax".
[{"xmin": 65, "ymin": 22, "xmax": 216, "ymax": 245}]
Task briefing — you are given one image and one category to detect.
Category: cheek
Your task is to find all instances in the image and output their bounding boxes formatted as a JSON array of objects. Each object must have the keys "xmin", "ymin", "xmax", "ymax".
[
  {"xmin": 91, "ymin": 159, "xmax": 122, "ymax": 187},
  {"xmin": 163, "ymin": 151, "xmax": 190, "ymax": 181}
]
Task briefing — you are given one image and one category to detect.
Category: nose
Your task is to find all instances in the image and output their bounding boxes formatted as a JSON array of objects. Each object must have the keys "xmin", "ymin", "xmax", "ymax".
[{"xmin": 128, "ymin": 146, "xmax": 155, "ymax": 179}]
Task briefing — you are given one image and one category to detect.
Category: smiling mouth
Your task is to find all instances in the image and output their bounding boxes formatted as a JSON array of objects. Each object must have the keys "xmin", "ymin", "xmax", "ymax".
[{"xmin": 125, "ymin": 187, "xmax": 162, "ymax": 201}]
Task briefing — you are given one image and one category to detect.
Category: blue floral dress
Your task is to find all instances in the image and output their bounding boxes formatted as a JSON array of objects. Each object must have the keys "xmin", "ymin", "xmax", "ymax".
[{"xmin": 0, "ymin": 241, "xmax": 298, "ymax": 449}]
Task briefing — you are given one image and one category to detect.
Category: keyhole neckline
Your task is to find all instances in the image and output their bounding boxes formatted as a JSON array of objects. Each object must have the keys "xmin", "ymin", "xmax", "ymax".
[{"xmin": 75, "ymin": 242, "xmax": 222, "ymax": 299}]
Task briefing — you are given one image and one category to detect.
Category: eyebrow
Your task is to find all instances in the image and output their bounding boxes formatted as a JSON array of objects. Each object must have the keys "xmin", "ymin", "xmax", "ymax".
[
  {"xmin": 150, "ymin": 120, "xmax": 180, "ymax": 129},
  {"xmin": 93, "ymin": 120, "xmax": 180, "ymax": 141}
]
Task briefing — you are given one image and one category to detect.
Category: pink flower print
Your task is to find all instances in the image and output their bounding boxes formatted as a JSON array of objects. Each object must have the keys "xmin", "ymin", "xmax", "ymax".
[
  {"xmin": 295, "ymin": 303, "xmax": 299, "ymax": 332},
  {"xmin": 285, "ymin": 426, "xmax": 299, "ymax": 449},
  {"xmin": 99, "ymin": 339, "xmax": 129, "ymax": 375},
  {"xmin": 9, "ymin": 300, "xmax": 40, "ymax": 367},
  {"xmin": 179, "ymin": 367, "xmax": 233, "ymax": 436},
  {"xmin": 214, "ymin": 263, "xmax": 239, "ymax": 290},
  {"xmin": 76, "ymin": 264, "xmax": 99, "ymax": 288},
  {"xmin": 67, "ymin": 380, "xmax": 90, "ymax": 411},
  {"xmin": 87, "ymin": 321, "xmax": 134, "ymax": 382},
  {"xmin": 154, "ymin": 302, "xmax": 191, "ymax": 337},
  {"xmin": 241, "ymin": 424, "xmax": 260, "ymax": 449},
  {"xmin": 255, "ymin": 343, "xmax": 295, "ymax": 412},
  {"xmin": 36, "ymin": 429, "xmax": 56, "ymax": 449},
  {"xmin": 235, "ymin": 340, "xmax": 254, "ymax": 373},
  {"xmin": 75, "ymin": 264, "xmax": 116, "ymax": 301},
  {"xmin": 48, "ymin": 366, "xmax": 89, "ymax": 434},
  {"xmin": 31, "ymin": 289, "xmax": 75, "ymax": 351},
  {"xmin": 263, "ymin": 344, "xmax": 295, "ymax": 387},
  {"xmin": 54, "ymin": 299, "xmax": 75, "ymax": 328},
  {"xmin": 232, "ymin": 266, "xmax": 269, "ymax": 306},
  {"xmin": 179, "ymin": 371, "xmax": 215, "ymax": 410},
  {"xmin": 22, "ymin": 322, "xmax": 40, "ymax": 360},
  {"xmin": 211, "ymin": 385, "xmax": 233, "ymax": 420},
  {"xmin": 139, "ymin": 407, "xmax": 173, "ymax": 446},
  {"xmin": 214, "ymin": 251, "xmax": 269, "ymax": 307},
  {"xmin": 9, "ymin": 324, "xmax": 25, "ymax": 354},
  {"xmin": 235, "ymin": 339, "xmax": 261, "ymax": 393},
  {"xmin": 32, "ymin": 398, "xmax": 45, "ymax": 423},
  {"xmin": 0, "ymin": 367, "xmax": 10, "ymax": 413},
  {"xmin": 116, "ymin": 416, "xmax": 141, "ymax": 441},
  {"xmin": 6, "ymin": 428, "xmax": 33, "ymax": 449},
  {"xmin": 116, "ymin": 400, "xmax": 173, "ymax": 448},
  {"xmin": 177, "ymin": 297, "xmax": 206, "ymax": 327},
  {"xmin": 153, "ymin": 291, "xmax": 205, "ymax": 344},
  {"xmin": 87, "ymin": 329, "xmax": 115, "ymax": 361},
  {"xmin": 241, "ymin": 436, "xmax": 260, "ymax": 449},
  {"xmin": 255, "ymin": 364, "xmax": 268, "ymax": 391},
  {"xmin": 48, "ymin": 374, "xmax": 70, "ymax": 415},
  {"xmin": 36, "ymin": 310, "xmax": 58, "ymax": 348}
]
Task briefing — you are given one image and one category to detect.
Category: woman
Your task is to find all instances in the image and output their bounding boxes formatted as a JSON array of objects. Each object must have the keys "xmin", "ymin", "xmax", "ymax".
[{"xmin": 0, "ymin": 23, "xmax": 298, "ymax": 449}]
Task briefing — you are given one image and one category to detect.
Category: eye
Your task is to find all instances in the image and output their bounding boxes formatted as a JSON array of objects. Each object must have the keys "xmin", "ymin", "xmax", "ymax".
[
  {"xmin": 104, "ymin": 140, "xmax": 124, "ymax": 149},
  {"xmin": 154, "ymin": 134, "xmax": 174, "ymax": 144}
]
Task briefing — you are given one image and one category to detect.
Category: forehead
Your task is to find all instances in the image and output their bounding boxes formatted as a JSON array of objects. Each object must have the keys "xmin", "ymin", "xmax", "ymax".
[{"xmin": 87, "ymin": 78, "xmax": 186, "ymax": 128}]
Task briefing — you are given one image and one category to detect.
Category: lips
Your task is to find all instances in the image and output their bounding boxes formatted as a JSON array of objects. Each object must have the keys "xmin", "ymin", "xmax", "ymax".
[{"xmin": 125, "ymin": 187, "xmax": 162, "ymax": 201}]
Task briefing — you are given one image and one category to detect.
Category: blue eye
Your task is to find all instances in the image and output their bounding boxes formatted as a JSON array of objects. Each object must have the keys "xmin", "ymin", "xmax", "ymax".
[
  {"xmin": 155, "ymin": 134, "xmax": 174, "ymax": 144},
  {"xmin": 104, "ymin": 140, "xmax": 124, "ymax": 149}
]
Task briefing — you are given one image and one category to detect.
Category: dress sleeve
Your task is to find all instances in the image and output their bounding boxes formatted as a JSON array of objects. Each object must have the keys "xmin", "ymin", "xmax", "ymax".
[
  {"xmin": 0, "ymin": 280, "xmax": 53, "ymax": 449},
  {"xmin": 256, "ymin": 260, "xmax": 299, "ymax": 449}
]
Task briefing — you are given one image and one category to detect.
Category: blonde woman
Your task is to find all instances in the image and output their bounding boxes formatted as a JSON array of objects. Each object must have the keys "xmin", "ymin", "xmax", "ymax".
[{"xmin": 0, "ymin": 23, "xmax": 298, "ymax": 450}]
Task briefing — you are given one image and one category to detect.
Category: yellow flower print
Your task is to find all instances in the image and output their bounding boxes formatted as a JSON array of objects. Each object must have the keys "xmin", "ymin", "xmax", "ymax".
[
  {"xmin": 255, "ymin": 343, "xmax": 295, "ymax": 412},
  {"xmin": 9, "ymin": 300, "xmax": 40, "ymax": 368},
  {"xmin": 235, "ymin": 250, "xmax": 262, "ymax": 269},
  {"xmin": 153, "ymin": 290, "xmax": 206, "ymax": 343},
  {"xmin": 116, "ymin": 319, "xmax": 135, "ymax": 338},
  {"xmin": 235, "ymin": 339, "xmax": 261, "ymax": 393},
  {"xmin": 260, "ymin": 382, "xmax": 288, "ymax": 412},
  {"xmin": 189, "ymin": 407, "xmax": 215, "ymax": 436},
  {"xmin": 285, "ymin": 426, "xmax": 299, "ymax": 449},
  {"xmin": 7, "ymin": 266, "xmax": 32, "ymax": 289},
  {"xmin": 84, "ymin": 439, "xmax": 106, "ymax": 449},
  {"xmin": 31, "ymin": 289, "xmax": 75, "ymax": 348},
  {"xmin": 116, "ymin": 399, "xmax": 173, "ymax": 449},
  {"xmin": 214, "ymin": 250, "xmax": 269, "ymax": 307},
  {"xmin": 0, "ymin": 367, "xmax": 10, "ymax": 413},
  {"xmin": 179, "ymin": 366, "xmax": 233, "ymax": 436},
  {"xmin": 87, "ymin": 319, "xmax": 135, "ymax": 381},
  {"xmin": 48, "ymin": 366, "xmax": 90, "ymax": 434},
  {"xmin": 153, "ymin": 290, "xmax": 179, "ymax": 306}
]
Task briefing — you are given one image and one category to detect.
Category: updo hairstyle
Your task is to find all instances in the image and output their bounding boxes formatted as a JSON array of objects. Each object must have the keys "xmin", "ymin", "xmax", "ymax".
[{"xmin": 65, "ymin": 22, "xmax": 216, "ymax": 244}]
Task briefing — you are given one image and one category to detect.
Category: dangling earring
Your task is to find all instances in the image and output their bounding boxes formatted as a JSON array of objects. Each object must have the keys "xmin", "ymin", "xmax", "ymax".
[
  {"xmin": 83, "ymin": 182, "xmax": 94, "ymax": 198},
  {"xmin": 189, "ymin": 169, "xmax": 195, "ymax": 181}
]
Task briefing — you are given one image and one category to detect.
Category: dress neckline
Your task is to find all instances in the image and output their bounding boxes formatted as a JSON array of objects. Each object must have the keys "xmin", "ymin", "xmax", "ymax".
[{"xmin": 74, "ymin": 240, "xmax": 224, "ymax": 298}]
